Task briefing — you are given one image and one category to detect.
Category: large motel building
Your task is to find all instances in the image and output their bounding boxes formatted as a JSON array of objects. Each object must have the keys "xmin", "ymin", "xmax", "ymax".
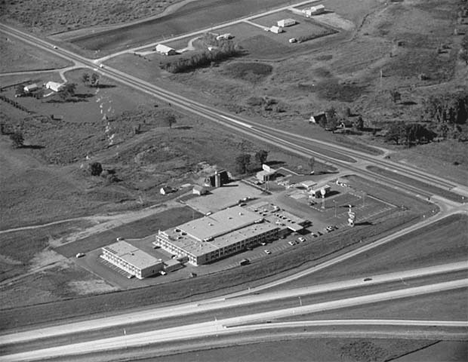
[
  {"xmin": 101, "ymin": 241, "xmax": 164, "ymax": 279},
  {"xmin": 154, "ymin": 205, "xmax": 308, "ymax": 266}
]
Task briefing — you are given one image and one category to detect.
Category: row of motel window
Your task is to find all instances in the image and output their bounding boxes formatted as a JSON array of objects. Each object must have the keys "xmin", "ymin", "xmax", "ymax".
[
  {"xmin": 101, "ymin": 249, "xmax": 143, "ymax": 278},
  {"xmin": 155, "ymin": 228, "xmax": 279, "ymax": 266}
]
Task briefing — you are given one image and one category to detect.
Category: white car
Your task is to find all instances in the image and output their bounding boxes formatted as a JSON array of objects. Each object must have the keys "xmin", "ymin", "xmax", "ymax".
[
  {"xmin": 75, "ymin": 253, "xmax": 85, "ymax": 258},
  {"xmin": 298, "ymin": 237, "xmax": 306, "ymax": 242},
  {"xmin": 264, "ymin": 250, "xmax": 271, "ymax": 255}
]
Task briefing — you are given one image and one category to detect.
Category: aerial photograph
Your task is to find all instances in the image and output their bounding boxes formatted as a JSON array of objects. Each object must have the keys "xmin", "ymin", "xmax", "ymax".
[{"xmin": 0, "ymin": 0, "xmax": 467, "ymax": 361}]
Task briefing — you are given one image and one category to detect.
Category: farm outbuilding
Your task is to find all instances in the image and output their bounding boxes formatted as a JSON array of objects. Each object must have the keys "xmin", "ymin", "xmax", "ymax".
[
  {"xmin": 160, "ymin": 186, "xmax": 175, "ymax": 195},
  {"xmin": 303, "ymin": 5, "xmax": 326, "ymax": 16},
  {"xmin": 155, "ymin": 44, "xmax": 177, "ymax": 56},
  {"xmin": 277, "ymin": 19, "xmax": 296, "ymax": 27},
  {"xmin": 45, "ymin": 81, "xmax": 64, "ymax": 92},
  {"xmin": 24, "ymin": 83, "xmax": 39, "ymax": 93},
  {"xmin": 193, "ymin": 185, "xmax": 208, "ymax": 196}
]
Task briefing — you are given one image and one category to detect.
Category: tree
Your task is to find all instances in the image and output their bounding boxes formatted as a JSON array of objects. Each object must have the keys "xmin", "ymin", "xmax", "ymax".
[
  {"xmin": 385, "ymin": 122, "xmax": 406, "ymax": 145},
  {"xmin": 354, "ymin": 116, "xmax": 364, "ymax": 131},
  {"xmin": 89, "ymin": 162, "xmax": 103, "ymax": 176},
  {"xmin": 15, "ymin": 84, "xmax": 25, "ymax": 97},
  {"xmin": 81, "ymin": 73, "xmax": 90, "ymax": 84},
  {"xmin": 235, "ymin": 154, "xmax": 251, "ymax": 174},
  {"xmin": 91, "ymin": 73, "xmax": 100, "ymax": 87},
  {"xmin": 325, "ymin": 107, "xmax": 338, "ymax": 130},
  {"xmin": 389, "ymin": 89, "xmax": 401, "ymax": 104},
  {"xmin": 460, "ymin": 50, "xmax": 468, "ymax": 65},
  {"xmin": 164, "ymin": 114, "xmax": 177, "ymax": 128},
  {"xmin": 255, "ymin": 150, "xmax": 268, "ymax": 165},
  {"xmin": 10, "ymin": 131, "xmax": 24, "ymax": 148},
  {"xmin": 308, "ymin": 157, "xmax": 315, "ymax": 174},
  {"xmin": 58, "ymin": 83, "xmax": 77, "ymax": 101}
]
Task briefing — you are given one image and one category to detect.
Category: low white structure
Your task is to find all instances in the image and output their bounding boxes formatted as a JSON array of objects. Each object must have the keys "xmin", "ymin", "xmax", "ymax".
[
  {"xmin": 101, "ymin": 241, "xmax": 163, "ymax": 279},
  {"xmin": 193, "ymin": 185, "xmax": 208, "ymax": 196},
  {"xmin": 269, "ymin": 26, "xmax": 284, "ymax": 34},
  {"xmin": 277, "ymin": 19, "xmax": 296, "ymax": 27},
  {"xmin": 160, "ymin": 186, "xmax": 174, "ymax": 195},
  {"xmin": 303, "ymin": 5, "xmax": 326, "ymax": 16},
  {"xmin": 24, "ymin": 83, "xmax": 39, "ymax": 93},
  {"xmin": 45, "ymin": 81, "xmax": 64, "ymax": 92},
  {"xmin": 309, "ymin": 184, "xmax": 331, "ymax": 198},
  {"xmin": 216, "ymin": 33, "xmax": 233, "ymax": 40},
  {"xmin": 155, "ymin": 44, "xmax": 177, "ymax": 56}
]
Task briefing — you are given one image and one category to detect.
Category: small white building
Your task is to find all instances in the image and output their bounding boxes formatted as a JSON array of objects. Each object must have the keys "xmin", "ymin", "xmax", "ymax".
[
  {"xmin": 24, "ymin": 83, "xmax": 39, "ymax": 93},
  {"xmin": 160, "ymin": 186, "xmax": 174, "ymax": 195},
  {"xmin": 309, "ymin": 184, "xmax": 331, "ymax": 198},
  {"xmin": 155, "ymin": 44, "xmax": 177, "ymax": 56},
  {"xmin": 301, "ymin": 180, "xmax": 317, "ymax": 189},
  {"xmin": 277, "ymin": 19, "xmax": 296, "ymax": 27},
  {"xmin": 45, "ymin": 81, "xmax": 64, "ymax": 92},
  {"xmin": 303, "ymin": 5, "xmax": 326, "ymax": 16},
  {"xmin": 193, "ymin": 185, "xmax": 208, "ymax": 196},
  {"xmin": 269, "ymin": 26, "xmax": 284, "ymax": 34},
  {"xmin": 216, "ymin": 33, "xmax": 233, "ymax": 40}
]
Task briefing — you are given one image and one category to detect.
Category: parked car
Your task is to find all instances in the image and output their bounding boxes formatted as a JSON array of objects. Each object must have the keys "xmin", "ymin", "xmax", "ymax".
[
  {"xmin": 239, "ymin": 258, "xmax": 250, "ymax": 266},
  {"xmin": 298, "ymin": 237, "xmax": 306, "ymax": 243},
  {"xmin": 75, "ymin": 253, "xmax": 85, "ymax": 258},
  {"xmin": 288, "ymin": 241, "xmax": 295, "ymax": 246},
  {"xmin": 264, "ymin": 250, "xmax": 271, "ymax": 255}
]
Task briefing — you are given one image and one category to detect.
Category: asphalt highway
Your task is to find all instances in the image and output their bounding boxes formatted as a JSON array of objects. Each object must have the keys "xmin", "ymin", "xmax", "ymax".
[{"xmin": 2, "ymin": 278, "xmax": 467, "ymax": 361}]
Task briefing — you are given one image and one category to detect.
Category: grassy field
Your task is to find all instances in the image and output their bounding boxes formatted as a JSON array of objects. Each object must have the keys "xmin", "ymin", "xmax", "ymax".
[
  {"xmin": 54, "ymin": 207, "xmax": 200, "ymax": 258},
  {"xmin": 367, "ymin": 166, "xmax": 466, "ymax": 202},
  {"xmin": 0, "ymin": 0, "xmax": 183, "ymax": 35},
  {"xmin": 69, "ymin": 0, "xmax": 294, "ymax": 53},
  {"xmin": 294, "ymin": 288, "xmax": 468, "ymax": 322},
  {"xmin": 281, "ymin": 214, "xmax": 468, "ymax": 289},
  {"xmin": 137, "ymin": 338, "xmax": 437, "ymax": 362},
  {"xmin": 0, "ymin": 37, "xmax": 71, "ymax": 73}
]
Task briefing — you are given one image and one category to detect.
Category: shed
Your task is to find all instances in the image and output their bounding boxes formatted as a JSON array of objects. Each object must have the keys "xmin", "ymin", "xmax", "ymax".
[
  {"xmin": 160, "ymin": 186, "xmax": 174, "ymax": 195},
  {"xmin": 24, "ymin": 83, "xmax": 39, "ymax": 93},
  {"xmin": 269, "ymin": 26, "xmax": 284, "ymax": 34},
  {"xmin": 193, "ymin": 185, "xmax": 208, "ymax": 196},
  {"xmin": 155, "ymin": 44, "xmax": 177, "ymax": 56},
  {"xmin": 277, "ymin": 19, "xmax": 296, "ymax": 27},
  {"xmin": 45, "ymin": 81, "xmax": 64, "ymax": 92},
  {"xmin": 306, "ymin": 5, "xmax": 326, "ymax": 16},
  {"xmin": 301, "ymin": 180, "xmax": 317, "ymax": 189}
]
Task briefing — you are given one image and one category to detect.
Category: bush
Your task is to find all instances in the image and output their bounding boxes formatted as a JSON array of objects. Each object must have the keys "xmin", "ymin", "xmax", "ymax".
[{"xmin": 89, "ymin": 162, "xmax": 103, "ymax": 176}]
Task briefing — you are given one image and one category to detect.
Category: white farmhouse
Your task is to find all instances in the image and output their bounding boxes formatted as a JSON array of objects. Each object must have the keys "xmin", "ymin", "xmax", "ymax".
[
  {"xmin": 269, "ymin": 26, "xmax": 284, "ymax": 34},
  {"xmin": 45, "ymin": 81, "xmax": 64, "ymax": 92}
]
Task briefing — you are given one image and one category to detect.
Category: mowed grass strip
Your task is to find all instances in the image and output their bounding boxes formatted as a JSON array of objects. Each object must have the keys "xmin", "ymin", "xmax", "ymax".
[
  {"xmin": 366, "ymin": 166, "xmax": 465, "ymax": 202},
  {"xmin": 285, "ymin": 214, "xmax": 468, "ymax": 289}
]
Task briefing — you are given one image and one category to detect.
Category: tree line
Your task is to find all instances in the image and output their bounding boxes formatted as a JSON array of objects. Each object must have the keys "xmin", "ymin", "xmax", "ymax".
[{"xmin": 160, "ymin": 42, "xmax": 244, "ymax": 73}]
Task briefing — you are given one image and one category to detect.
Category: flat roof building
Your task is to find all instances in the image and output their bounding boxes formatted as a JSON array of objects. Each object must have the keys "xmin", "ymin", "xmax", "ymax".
[
  {"xmin": 154, "ymin": 206, "xmax": 278, "ymax": 265},
  {"xmin": 101, "ymin": 241, "xmax": 163, "ymax": 279}
]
